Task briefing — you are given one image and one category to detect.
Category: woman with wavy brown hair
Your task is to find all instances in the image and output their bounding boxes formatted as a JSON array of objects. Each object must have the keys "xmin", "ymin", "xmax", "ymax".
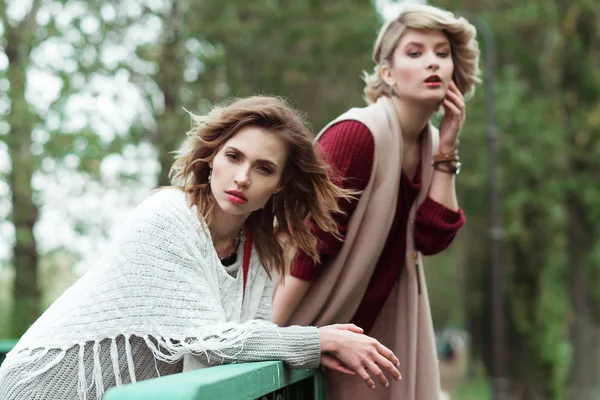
[
  {"xmin": 0, "ymin": 96, "xmax": 400, "ymax": 400},
  {"xmin": 273, "ymin": 4, "xmax": 481, "ymax": 400}
]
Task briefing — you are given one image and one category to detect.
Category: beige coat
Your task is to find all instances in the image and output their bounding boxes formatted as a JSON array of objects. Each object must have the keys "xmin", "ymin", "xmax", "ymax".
[{"xmin": 283, "ymin": 96, "xmax": 442, "ymax": 400}]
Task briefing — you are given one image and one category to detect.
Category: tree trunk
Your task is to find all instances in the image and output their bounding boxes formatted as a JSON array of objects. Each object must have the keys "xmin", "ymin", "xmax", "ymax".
[
  {"xmin": 5, "ymin": 20, "xmax": 41, "ymax": 338},
  {"xmin": 154, "ymin": 2, "xmax": 188, "ymax": 186},
  {"xmin": 561, "ymin": 4, "xmax": 600, "ymax": 397},
  {"xmin": 568, "ymin": 193, "xmax": 600, "ymax": 399},
  {"xmin": 565, "ymin": 126, "xmax": 600, "ymax": 399}
]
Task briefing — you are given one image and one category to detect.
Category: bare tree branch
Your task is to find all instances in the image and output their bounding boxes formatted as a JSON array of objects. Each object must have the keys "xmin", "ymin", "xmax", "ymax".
[{"xmin": 22, "ymin": 0, "xmax": 42, "ymax": 30}]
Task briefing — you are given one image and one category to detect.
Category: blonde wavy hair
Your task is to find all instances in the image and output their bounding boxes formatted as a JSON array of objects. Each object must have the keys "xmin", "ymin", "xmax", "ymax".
[
  {"xmin": 363, "ymin": 4, "xmax": 481, "ymax": 104},
  {"xmin": 169, "ymin": 96, "xmax": 349, "ymax": 276}
]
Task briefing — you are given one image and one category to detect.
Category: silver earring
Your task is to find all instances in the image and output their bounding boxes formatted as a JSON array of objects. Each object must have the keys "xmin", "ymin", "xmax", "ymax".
[{"xmin": 208, "ymin": 168, "xmax": 212, "ymax": 183}]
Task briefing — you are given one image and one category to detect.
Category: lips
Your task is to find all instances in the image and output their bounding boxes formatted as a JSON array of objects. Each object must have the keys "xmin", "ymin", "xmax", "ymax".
[
  {"xmin": 425, "ymin": 75, "xmax": 441, "ymax": 83},
  {"xmin": 225, "ymin": 190, "xmax": 248, "ymax": 205},
  {"xmin": 424, "ymin": 75, "xmax": 442, "ymax": 89}
]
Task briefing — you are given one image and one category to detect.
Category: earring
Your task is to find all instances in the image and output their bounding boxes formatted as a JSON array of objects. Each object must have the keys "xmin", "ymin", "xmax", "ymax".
[
  {"xmin": 208, "ymin": 168, "xmax": 212, "ymax": 183},
  {"xmin": 271, "ymin": 193, "xmax": 277, "ymax": 213}
]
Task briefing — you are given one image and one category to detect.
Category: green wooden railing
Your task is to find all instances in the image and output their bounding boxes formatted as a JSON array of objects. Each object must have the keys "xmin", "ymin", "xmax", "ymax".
[
  {"xmin": 104, "ymin": 361, "xmax": 325, "ymax": 400},
  {"xmin": 0, "ymin": 339, "xmax": 18, "ymax": 366}
]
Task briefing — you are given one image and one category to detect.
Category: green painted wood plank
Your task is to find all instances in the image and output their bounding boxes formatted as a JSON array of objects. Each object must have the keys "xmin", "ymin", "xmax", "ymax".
[
  {"xmin": 0, "ymin": 339, "xmax": 18, "ymax": 359},
  {"xmin": 312, "ymin": 370, "xmax": 327, "ymax": 400},
  {"xmin": 0, "ymin": 339, "xmax": 18, "ymax": 366},
  {"xmin": 0, "ymin": 340, "xmax": 18, "ymax": 354},
  {"xmin": 105, "ymin": 361, "xmax": 320, "ymax": 400}
]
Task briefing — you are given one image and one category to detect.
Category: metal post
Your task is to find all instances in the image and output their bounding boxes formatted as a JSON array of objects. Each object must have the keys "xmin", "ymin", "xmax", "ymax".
[{"xmin": 459, "ymin": 12, "xmax": 509, "ymax": 400}]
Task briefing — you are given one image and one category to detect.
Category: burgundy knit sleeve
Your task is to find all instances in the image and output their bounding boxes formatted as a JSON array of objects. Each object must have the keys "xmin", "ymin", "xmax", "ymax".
[
  {"xmin": 414, "ymin": 196, "xmax": 466, "ymax": 256},
  {"xmin": 290, "ymin": 120, "xmax": 374, "ymax": 281}
]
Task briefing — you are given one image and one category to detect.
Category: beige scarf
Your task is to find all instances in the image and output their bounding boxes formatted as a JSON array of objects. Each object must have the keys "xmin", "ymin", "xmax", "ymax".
[{"xmin": 282, "ymin": 95, "xmax": 442, "ymax": 400}]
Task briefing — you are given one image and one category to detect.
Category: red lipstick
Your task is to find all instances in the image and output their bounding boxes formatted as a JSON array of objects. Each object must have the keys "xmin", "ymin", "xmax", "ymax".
[
  {"xmin": 225, "ymin": 190, "xmax": 248, "ymax": 205},
  {"xmin": 424, "ymin": 75, "xmax": 442, "ymax": 88}
]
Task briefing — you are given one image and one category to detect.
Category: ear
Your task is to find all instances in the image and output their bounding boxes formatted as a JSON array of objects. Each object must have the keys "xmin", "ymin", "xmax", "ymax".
[
  {"xmin": 275, "ymin": 175, "xmax": 289, "ymax": 193},
  {"xmin": 208, "ymin": 160, "xmax": 213, "ymax": 168},
  {"xmin": 380, "ymin": 62, "xmax": 396, "ymax": 88}
]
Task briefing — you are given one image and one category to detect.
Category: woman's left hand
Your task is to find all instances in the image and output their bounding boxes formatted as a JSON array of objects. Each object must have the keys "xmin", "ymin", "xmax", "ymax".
[
  {"xmin": 319, "ymin": 323, "xmax": 363, "ymax": 375},
  {"xmin": 438, "ymin": 81, "xmax": 466, "ymax": 153}
]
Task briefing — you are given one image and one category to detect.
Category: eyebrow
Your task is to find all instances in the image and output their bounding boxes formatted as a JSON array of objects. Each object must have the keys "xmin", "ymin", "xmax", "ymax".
[
  {"xmin": 404, "ymin": 41, "xmax": 450, "ymax": 48},
  {"xmin": 225, "ymin": 146, "xmax": 280, "ymax": 169}
]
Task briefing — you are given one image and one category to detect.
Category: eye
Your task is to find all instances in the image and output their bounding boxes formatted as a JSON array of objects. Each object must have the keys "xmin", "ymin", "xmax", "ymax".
[
  {"xmin": 257, "ymin": 165, "xmax": 273, "ymax": 175},
  {"xmin": 407, "ymin": 51, "xmax": 421, "ymax": 58},
  {"xmin": 226, "ymin": 152, "xmax": 239, "ymax": 161},
  {"xmin": 437, "ymin": 51, "xmax": 450, "ymax": 58}
]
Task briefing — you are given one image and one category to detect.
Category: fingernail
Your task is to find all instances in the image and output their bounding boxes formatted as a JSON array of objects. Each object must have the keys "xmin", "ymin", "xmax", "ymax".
[
  {"xmin": 371, "ymin": 385, "xmax": 376, "ymax": 389},
  {"xmin": 385, "ymin": 383, "xmax": 390, "ymax": 388}
]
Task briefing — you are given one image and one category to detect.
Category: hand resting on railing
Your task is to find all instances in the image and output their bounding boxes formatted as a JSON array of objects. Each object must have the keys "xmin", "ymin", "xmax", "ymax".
[{"xmin": 318, "ymin": 323, "xmax": 402, "ymax": 389}]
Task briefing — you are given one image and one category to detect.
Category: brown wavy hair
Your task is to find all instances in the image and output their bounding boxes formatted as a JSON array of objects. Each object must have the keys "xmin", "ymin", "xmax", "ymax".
[
  {"xmin": 363, "ymin": 3, "xmax": 481, "ymax": 104},
  {"xmin": 169, "ymin": 96, "xmax": 350, "ymax": 276}
]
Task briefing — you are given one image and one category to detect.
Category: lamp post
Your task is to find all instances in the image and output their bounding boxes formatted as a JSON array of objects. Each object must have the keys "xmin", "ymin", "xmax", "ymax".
[{"xmin": 459, "ymin": 12, "xmax": 508, "ymax": 400}]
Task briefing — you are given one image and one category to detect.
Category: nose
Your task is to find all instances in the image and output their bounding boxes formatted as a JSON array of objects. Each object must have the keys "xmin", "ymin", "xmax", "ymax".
[
  {"xmin": 234, "ymin": 168, "xmax": 250, "ymax": 187},
  {"xmin": 427, "ymin": 61, "xmax": 440, "ymax": 72},
  {"xmin": 426, "ymin": 52, "xmax": 440, "ymax": 72}
]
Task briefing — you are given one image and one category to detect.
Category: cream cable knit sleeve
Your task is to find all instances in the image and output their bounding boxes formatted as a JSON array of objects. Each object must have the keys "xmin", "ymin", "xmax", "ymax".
[{"xmin": 184, "ymin": 270, "xmax": 321, "ymax": 370}]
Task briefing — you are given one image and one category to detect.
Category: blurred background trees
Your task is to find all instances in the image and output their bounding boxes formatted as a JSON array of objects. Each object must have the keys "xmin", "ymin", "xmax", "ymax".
[{"xmin": 1, "ymin": 0, "xmax": 599, "ymax": 398}]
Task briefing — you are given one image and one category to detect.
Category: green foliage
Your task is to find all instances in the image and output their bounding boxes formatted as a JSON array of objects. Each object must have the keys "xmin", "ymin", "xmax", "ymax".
[
  {"xmin": 455, "ymin": 376, "xmax": 491, "ymax": 400},
  {"xmin": 426, "ymin": 0, "xmax": 600, "ymax": 397},
  {"xmin": 0, "ymin": 0, "xmax": 167, "ymax": 335},
  {"xmin": 187, "ymin": 0, "xmax": 380, "ymax": 129}
]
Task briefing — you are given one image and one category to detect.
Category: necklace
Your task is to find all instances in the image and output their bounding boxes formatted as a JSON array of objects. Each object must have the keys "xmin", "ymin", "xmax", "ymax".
[{"xmin": 219, "ymin": 231, "xmax": 242, "ymax": 267}]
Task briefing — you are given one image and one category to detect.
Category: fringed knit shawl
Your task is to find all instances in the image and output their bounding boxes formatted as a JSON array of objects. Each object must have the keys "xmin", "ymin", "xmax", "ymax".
[{"xmin": 0, "ymin": 189, "xmax": 320, "ymax": 400}]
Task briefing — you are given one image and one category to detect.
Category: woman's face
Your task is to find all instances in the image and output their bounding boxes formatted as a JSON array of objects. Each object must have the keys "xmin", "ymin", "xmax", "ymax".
[
  {"xmin": 209, "ymin": 126, "xmax": 288, "ymax": 218},
  {"xmin": 382, "ymin": 28, "xmax": 454, "ymax": 105}
]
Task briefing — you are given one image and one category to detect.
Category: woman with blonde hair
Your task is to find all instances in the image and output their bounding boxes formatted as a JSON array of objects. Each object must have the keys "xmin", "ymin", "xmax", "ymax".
[
  {"xmin": 0, "ymin": 96, "xmax": 401, "ymax": 400},
  {"xmin": 273, "ymin": 4, "xmax": 481, "ymax": 399}
]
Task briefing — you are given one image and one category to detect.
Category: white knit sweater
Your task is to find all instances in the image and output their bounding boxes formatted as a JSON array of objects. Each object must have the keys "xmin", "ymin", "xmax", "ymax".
[{"xmin": 0, "ymin": 189, "xmax": 321, "ymax": 400}]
